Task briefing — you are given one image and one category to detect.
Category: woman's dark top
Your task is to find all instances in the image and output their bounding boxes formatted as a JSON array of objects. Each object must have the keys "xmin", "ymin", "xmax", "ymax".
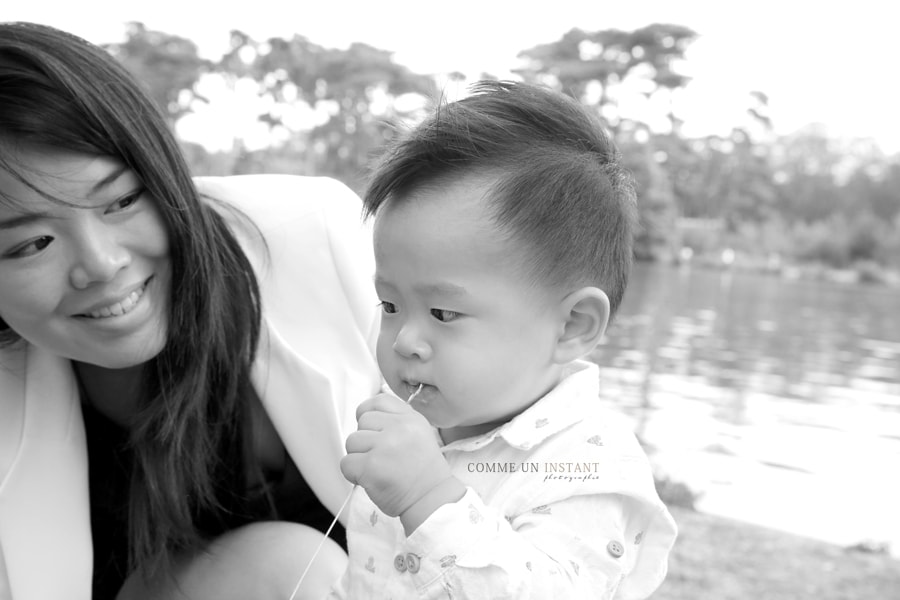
[{"xmin": 83, "ymin": 402, "xmax": 346, "ymax": 600}]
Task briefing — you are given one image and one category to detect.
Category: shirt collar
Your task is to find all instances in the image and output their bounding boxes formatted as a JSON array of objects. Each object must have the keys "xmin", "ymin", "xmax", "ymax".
[{"xmin": 441, "ymin": 360, "xmax": 600, "ymax": 453}]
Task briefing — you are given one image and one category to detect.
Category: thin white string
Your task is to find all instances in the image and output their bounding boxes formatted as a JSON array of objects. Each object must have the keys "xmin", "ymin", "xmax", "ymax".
[
  {"xmin": 287, "ymin": 383, "xmax": 424, "ymax": 600},
  {"xmin": 286, "ymin": 487, "xmax": 354, "ymax": 600}
]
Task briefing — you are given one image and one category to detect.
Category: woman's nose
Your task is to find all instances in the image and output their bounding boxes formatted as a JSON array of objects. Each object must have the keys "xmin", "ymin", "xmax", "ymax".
[
  {"xmin": 69, "ymin": 223, "xmax": 131, "ymax": 289},
  {"xmin": 392, "ymin": 323, "xmax": 432, "ymax": 360}
]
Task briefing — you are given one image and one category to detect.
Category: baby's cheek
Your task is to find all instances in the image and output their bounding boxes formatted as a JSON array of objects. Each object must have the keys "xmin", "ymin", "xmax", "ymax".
[
  {"xmin": 375, "ymin": 337, "xmax": 394, "ymax": 374},
  {"xmin": 445, "ymin": 358, "xmax": 492, "ymax": 403}
]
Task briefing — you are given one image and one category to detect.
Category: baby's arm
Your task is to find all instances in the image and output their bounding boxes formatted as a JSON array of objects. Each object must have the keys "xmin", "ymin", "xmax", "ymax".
[
  {"xmin": 397, "ymin": 487, "xmax": 674, "ymax": 599},
  {"xmin": 341, "ymin": 395, "xmax": 676, "ymax": 599}
]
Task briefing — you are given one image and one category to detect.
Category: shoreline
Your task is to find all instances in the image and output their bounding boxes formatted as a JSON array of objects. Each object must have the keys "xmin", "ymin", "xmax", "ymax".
[
  {"xmin": 648, "ymin": 439, "xmax": 900, "ymax": 562},
  {"xmin": 653, "ymin": 506, "xmax": 900, "ymax": 599},
  {"xmin": 657, "ymin": 253, "xmax": 900, "ymax": 288}
]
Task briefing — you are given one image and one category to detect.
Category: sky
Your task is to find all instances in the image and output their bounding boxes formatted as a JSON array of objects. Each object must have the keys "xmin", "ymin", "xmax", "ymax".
[{"xmin": 5, "ymin": 0, "xmax": 898, "ymax": 154}]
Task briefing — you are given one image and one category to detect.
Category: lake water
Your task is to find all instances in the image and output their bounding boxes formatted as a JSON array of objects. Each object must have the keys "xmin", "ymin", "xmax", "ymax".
[{"xmin": 589, "ymin": 262, "xmax": 900, "ymax": 557}]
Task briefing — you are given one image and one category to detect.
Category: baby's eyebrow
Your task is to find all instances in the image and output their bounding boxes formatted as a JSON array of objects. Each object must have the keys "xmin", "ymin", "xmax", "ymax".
[
  {"xmin": 414, "ymin": 282, "xmax": 468, "ymax": 297},
  {"xmin": 373, "ymin": 276, "xmax": 468, "ymax": 298}
]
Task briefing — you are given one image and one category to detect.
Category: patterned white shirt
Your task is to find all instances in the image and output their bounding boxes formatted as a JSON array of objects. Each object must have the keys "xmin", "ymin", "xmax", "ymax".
[{"xmin": 329, "ymin": 360, "xmax": 677, "ymax": 599}]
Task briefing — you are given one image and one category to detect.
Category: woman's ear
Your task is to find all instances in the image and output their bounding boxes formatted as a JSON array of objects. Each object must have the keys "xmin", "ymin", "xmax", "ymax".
[{"xmin": 553, "ymin": 287, "xmax": 610, "ymax": 364}]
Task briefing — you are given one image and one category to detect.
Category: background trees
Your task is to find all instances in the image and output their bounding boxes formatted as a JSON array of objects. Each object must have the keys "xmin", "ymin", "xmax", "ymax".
[{"xmin": 105, "ymin": 22, "xmax": 900, "ymax": 278}]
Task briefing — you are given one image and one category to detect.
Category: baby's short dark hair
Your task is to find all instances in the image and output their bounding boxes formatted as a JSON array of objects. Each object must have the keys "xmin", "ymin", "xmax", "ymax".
[{"xmin": 363, "ymin": 80, "xmax": 637, "ymax": 317}]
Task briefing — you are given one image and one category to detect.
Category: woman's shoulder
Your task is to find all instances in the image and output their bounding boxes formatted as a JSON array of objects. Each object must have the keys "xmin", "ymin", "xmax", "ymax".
[
  {"xmin": 0, "ymin": 343, "xmax": 27, "ymax": 483},
  {"xmin": 193, "ymin": 174, "xmax": 371, "ymax": 273},
  {"xmin": 194, "ymin": 174, "xmax": 362, "ymax": 226},
  {"xmin": 194, "ymin": 173, "xmax": 355, "ymax": 197}
]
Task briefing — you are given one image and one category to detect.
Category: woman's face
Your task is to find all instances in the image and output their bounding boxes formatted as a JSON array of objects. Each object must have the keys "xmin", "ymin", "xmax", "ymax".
[{"xmin": 0, "ymin": 150, "xmax": 170, "ymax": 368}]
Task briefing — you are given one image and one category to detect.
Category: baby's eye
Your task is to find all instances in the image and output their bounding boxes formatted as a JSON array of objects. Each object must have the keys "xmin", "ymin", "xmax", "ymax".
[
  {"xmin": 380, "ymin": 301, "xmax": 398, "ymax": 314},
  {"xmin": 430, "ymin": 308, "xmax": 461, "ymax": 322}
]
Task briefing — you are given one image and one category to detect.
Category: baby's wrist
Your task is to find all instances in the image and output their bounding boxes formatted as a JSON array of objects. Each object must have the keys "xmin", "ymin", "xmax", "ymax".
[{"xmin": 399, "ymin": 476, "xmax": 466, "ymax": 535}]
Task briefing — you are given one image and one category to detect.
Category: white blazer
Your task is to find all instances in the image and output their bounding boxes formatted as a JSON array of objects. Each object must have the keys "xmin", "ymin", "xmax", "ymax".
[{"xmin": 0, "ymin": 175, "xmax": 383, "ymax": 600}]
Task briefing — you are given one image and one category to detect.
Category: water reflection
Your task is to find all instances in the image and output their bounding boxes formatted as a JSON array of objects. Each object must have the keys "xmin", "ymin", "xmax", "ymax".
[{"xmin": 590, "ymin": 262, "xmax": 900, "ymax": 555}]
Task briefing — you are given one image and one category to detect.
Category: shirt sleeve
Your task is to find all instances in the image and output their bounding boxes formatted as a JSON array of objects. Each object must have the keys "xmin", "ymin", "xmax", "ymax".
[
  {"xmin": 324, "ymin": 567, "xmax": 350, "ymax": 600},
  {"xmin": 398, "ymin": 486, "xmax": 676, "ymax": 599}
]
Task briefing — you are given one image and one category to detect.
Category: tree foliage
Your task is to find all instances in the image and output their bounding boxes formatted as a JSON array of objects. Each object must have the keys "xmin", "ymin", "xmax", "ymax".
[
  {"xmin": 103, "ymin": 22, "xmax": 212, "ymax": 123},
  {"xmin": 108, "ymin": 22, "xmax": 900, "ymax": 274},
  {"xmin": 215, "ymin": 31, "xmax": 437, "ymax": 190},
  {"xmin": 514, "ymin": 24, "xmax": 697, "ymax": 258},
  {"xmin": 515, "ymin": 24, "xmax": 696, "ymax": 131}
]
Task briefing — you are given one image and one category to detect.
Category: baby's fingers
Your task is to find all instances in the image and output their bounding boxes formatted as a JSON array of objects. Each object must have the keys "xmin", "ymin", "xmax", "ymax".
[
  {"xmin": 356, "ymin": 392, "xmax": 409, "ymax": 420},
  {"xmin": 344, "ymin": 429, "xmax": 377, "ymax": 454},
  {"xmin": 339, "ymin": 453, "xmax": 365, "ymax": 485}
]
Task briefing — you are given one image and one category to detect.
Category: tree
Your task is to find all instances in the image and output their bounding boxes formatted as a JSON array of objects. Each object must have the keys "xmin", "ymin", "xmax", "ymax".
[
  {"xmin": 514, "ymin": 24, "xmax": 697, "ymax": 133},
  {"xmin": 844, "ymin": 162, "xmax": 900, "ymax": 223},
  {"xmin": 772, "ymin": 128, "xmax": 844, "ymax": 223},
  {"xmin": 619, "ymin": 135, "xmax": 679, "ymax": 260},
  {"xmin": 513, "ymin": 24, "xmax": 697, "ymax": 259},
  {"xmin": 103, "ymin": 22, "xmax": 212, "ymax": 124},
  {"xmin": 216, "ymin": 32, "xmax": 438, "ymax": 192},
  {"xmin": 680, "ymin": 128, "xmax": 778, "ymax": 229}
]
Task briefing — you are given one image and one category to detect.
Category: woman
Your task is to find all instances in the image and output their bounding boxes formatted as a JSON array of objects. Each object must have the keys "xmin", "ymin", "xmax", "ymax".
[{"xmin": 0, "ymin": 22, "xmax": 382, "ymax": 600}]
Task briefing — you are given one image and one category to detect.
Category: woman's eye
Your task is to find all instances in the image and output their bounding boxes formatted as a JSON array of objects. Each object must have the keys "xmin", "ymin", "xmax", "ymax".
[
  {"xmin": 5, "ymin": 236, "xmax": 53, "ymax": 258},
  {"xmin": 430, "ymin": 308, "xmax": 460, "ymax": 322},
  {"xmin": 380, "ymin": 301, "xmax": 398, "ymax": 314},
  {"xmin": 106, "ymin": 190, "xmax": 144, "ymax": 214}
]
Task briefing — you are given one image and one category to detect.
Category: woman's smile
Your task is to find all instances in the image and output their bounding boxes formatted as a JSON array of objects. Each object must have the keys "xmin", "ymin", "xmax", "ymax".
[{"xmin": 76, "ymin": 277, "xmax": 151, "ymax": 319}]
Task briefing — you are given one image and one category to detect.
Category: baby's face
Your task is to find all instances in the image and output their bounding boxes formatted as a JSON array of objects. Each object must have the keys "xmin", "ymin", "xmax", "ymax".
[{"xmin": 373, "ymin": 175, "xmax": 565, "ymax": 442}]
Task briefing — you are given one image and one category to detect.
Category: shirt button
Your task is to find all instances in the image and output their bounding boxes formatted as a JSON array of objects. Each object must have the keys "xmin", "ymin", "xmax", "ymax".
[
  {"xmin": 607, "ymin": 540, "xmax": 625, "ymax": 558},
  {"xmin": 406, "ymin": 552, "xmax": 421, "ymax": 574},
  {"xmin": 393, "ymin": 554, "xmax": 407, "ymax": 572}
]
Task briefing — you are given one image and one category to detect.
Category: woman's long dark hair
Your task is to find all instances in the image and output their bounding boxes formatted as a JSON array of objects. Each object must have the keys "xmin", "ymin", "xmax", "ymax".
[{"xmin": 0, "ymin": 23, "xmax": 263, "ymax": 576}]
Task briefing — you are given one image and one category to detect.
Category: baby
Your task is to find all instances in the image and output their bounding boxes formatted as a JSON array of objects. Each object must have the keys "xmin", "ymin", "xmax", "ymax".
[{"xmin": 335, "ymin": 80, "xmax": 677, "ymax": 599}]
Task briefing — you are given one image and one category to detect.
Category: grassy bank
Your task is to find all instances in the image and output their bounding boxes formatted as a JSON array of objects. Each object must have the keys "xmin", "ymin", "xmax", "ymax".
[{"xmin": 652, "ymin": 507, "xmax": 900, "ymax": 600}]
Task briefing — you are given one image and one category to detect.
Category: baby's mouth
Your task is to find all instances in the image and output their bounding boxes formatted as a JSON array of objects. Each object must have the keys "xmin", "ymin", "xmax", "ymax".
[{"xmin": 404, "ymin": 381, "xmax": 429, "ymax": 402}]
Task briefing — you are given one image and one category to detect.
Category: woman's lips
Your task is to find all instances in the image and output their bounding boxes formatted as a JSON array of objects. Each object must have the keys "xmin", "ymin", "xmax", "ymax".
[{"xmin": 78, "ymin": 278, "xmax": 150, "ymax": 319}]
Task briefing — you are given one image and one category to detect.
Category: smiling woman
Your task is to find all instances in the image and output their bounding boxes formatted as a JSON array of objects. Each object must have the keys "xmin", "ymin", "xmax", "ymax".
[
  {"xmin": 0, "ymin": 22, "xmax": 382, "ymax": 600},
  {"xmin": 0, "ymin": 152, "xmax": 170, "ymax": 369}
]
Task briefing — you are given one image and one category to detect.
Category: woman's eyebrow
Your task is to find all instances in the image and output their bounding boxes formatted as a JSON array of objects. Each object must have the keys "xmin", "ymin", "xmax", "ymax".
[
  {"xmin": 88, "ymin": 164, "xmax": 129, "ymax": 197},
  {"xmin": 0, "ymin": 211, "xmax": 52, "ymax": 230}
]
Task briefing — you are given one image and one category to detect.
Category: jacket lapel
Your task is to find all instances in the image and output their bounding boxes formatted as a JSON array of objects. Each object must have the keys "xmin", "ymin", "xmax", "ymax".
[
  {"xmin": 252, "ymin": 319, "xmax": 354, "ymax": 524},
  {"xmin": 0, "ymin": 345, "xmax": 91, "ymax": 599}
]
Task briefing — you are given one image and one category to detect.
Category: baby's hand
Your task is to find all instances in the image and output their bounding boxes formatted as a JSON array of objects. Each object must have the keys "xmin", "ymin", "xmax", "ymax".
[{"xmin": 341, "ymin": 393, "xmax": 461, "ymax": 528}]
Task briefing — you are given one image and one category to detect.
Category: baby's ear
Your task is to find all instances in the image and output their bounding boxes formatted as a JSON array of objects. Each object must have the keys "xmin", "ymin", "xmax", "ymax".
[{"xmin": 553, "ymin": 286, "xmax": 610, "ymax": 364}]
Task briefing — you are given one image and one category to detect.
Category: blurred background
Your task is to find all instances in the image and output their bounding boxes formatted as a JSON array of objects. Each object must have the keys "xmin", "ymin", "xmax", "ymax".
[{"xmin": 5, "ymin": 1, "xmax": 899, "ymax": 597}]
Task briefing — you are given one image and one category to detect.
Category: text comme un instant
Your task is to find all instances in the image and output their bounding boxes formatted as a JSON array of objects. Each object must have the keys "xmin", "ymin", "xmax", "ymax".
[
  {"xmin": 467, "ymin": 462, "xmax": 602, "ymax": 483},
  {"xmin": 467, "ymin": 462, "xmax": 600, "ymax": 473}
]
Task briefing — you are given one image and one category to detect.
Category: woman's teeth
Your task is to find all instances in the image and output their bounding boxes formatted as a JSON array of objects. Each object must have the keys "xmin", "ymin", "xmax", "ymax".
[{"xmin": 86, "ymin": 287, "xmax": 145, "ymax": 319}]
